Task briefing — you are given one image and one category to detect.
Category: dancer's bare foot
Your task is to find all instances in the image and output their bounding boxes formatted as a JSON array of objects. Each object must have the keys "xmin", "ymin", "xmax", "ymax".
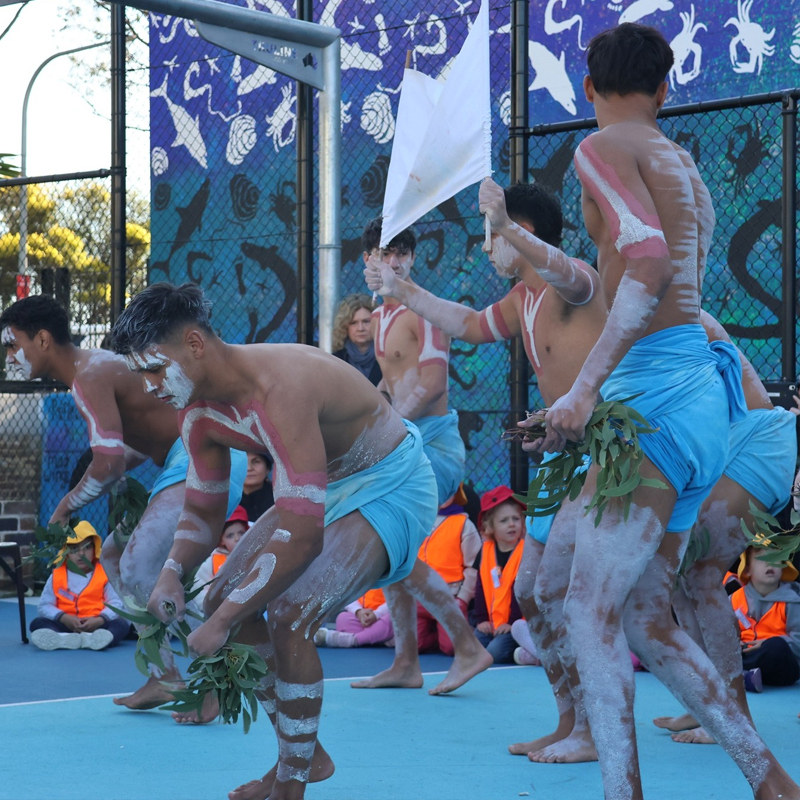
[
  {"xmin": 113, "ymin": 670, "xmax": 182, "ymax": 710},
  {"xmin": 528, "ymin": 728, "xmax": 598, "ymax": 764},
  {"xmin": 350, "ymin": 661, "xmax": 424, "ymax": 689},
  {"xmin": 428, "ymin": 646, "xmax": 493, "ymax": 695},
  {"xmin": 652, "ymin": 712, "xmax": 699, "ymax": 732},
  {"xmin": 228, "ymin": 744, "xmax": 335, "ymax": 800},
  {"xmin": 509, "ymin": 728, "xmax": 570, "ymax": 756},
  {"xmin": 173, "ymin": 690, "xmax": 219, "ymax": 724},
  {"xmin": 671, "ymin": 726, "xmax": 716, "ymax": 744}
]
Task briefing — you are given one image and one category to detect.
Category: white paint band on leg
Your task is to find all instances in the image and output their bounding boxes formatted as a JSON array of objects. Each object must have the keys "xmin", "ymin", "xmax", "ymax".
[
  {"xmin": 275, "ymin": 679, "xmax": 323, "ymax": 702},
  {"xmin": 277, "ymin": 712, "xmax": 319, "ymax": 737}
]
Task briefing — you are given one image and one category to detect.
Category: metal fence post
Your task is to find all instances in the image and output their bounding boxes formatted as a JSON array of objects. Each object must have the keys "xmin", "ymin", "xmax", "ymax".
[
  {"xmin": 110, "ymin": 3, "xmax": 127, "ymax": 324},
  {"xmin": 781, "ymin": 91, "xmax": 798, "ymax": 382}
]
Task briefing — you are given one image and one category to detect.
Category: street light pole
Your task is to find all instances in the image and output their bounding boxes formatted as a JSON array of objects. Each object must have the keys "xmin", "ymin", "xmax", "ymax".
[{"xmin": 18, "ymin": 40, "xmax": 110, "ymax": 280}]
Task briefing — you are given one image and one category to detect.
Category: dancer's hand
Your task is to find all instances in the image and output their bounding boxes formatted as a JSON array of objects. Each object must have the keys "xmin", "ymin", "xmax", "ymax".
[
  {"xmin": 48, "ymin": 502, "xmax": 71, "ymax": 526},
  {"xmin": 147, "ymin": 568, "xmax": 186, "ymax": 623},
  {"xmin": 543, "ymin": 387, "xmax": 597, "ymax": 450},
  {"xmin": 364, "ymin": 254, "xmax": 397, "ymax": 297},
  {"xmin": 188, "ymin": 617, "xmax": 230, "ymax": 657},
  {"xmin": 791, "ymin": 391, "xmax": 800, "ymax": 416},
  {"xmin": 356, "ymin": 608, "xmax": 377, "ymax": 628},
  {"xmin": 479, "ymin": 177, "xmax": 511, "ymax": 230}
]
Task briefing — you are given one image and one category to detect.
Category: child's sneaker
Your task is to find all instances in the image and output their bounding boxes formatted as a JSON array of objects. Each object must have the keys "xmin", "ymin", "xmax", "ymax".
[
  {"xmin": 743, "ymin": 668, "xmax": 763, "ymax": 693},
  {"xmin": 314, "ymin": 628, "xmax": 356, "ymax": 648},
  {"xmin": 513, "ymin": 646, "xmax": 541, "ymax": 666},
  {"xmin": 30, "ymin": 629, "xmax": 81, "ymax": 651},
  {"xmin": 80, "ymin": 629, "xmax": 115, "ymax": 650}
]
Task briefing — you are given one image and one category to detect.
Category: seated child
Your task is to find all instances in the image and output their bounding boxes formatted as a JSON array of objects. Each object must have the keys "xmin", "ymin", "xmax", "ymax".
[
  {"xmin": 30, "ymin": 521, "xmax": 130, "ymax": 651},
  {"xmin": 472, "ymin": 486, "xmax": 525, "ymax": 664},
  {"xmin": 732, "ymin": 546, "xmax": 800, "ymax": 691},
  {"xmin": 416, "ymin": 483, "xmax": 481, "ymax": 655},
  {"xmin": 315, "ymin": 588, "xmax": 394, "ymax": 648},
  {"xmin": 193, "ymin": 505, "xmax": 249, "ymax": 609}
]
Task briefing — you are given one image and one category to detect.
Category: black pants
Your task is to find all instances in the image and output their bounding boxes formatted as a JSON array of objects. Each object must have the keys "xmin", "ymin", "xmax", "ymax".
[{"xmin": 742, "ymin": 636, "xmax": 800, "ymax": 686}]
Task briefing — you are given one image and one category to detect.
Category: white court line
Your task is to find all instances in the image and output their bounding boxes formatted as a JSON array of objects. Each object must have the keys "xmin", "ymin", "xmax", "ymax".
[{"xmin": 0, "ymin": 666, "xmax": 518, "ymax": 709}]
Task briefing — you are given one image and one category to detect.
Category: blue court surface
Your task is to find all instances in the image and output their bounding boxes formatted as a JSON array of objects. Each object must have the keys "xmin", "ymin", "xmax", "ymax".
[{"xmin": 2, "ymin": 597, "xmax": 799, "ymax": 800}]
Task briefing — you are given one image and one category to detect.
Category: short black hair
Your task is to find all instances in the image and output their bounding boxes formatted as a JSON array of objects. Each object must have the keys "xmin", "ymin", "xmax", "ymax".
[
  {"xmin": 112, "ymin": 282, "xmax": 213, "ymax": 355},
  {"xmin": 361, "ymin": 217, "xmax": 417, "ymax": 255},
  {"xmin": 587, "ymin": 23, "xmax": 674, "ymax": 97},
  {"xmin": 0, "ymin": 295, "xmax": 70, "ymax": 345},
  {"xmin": 504, "ymin": 183, "xmax": 563, "ymax": 248}
]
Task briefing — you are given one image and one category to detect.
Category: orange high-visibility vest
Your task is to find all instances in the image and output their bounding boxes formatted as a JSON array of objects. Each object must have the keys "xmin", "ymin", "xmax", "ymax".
[
  {"xmin": 731, "ymin": 587, "xmax": 788, "ymax": 642},
  {"xmin": 359, "ymin": 588, "xmax": 385, "ymax": 611},
  {"xmin": 418, "ymin": 514, "xmax": 468, "ymax": 584},
  {"xmin": 479, "ymin": 540, "xmax": 524, "ymax": 629},
  {"xmin": 212, "ymin": 552, "xmax": 228, "ymax": 575},
  {"xmin": 53, "ymin": 562, "xmax": 108, "ymax": 618}
]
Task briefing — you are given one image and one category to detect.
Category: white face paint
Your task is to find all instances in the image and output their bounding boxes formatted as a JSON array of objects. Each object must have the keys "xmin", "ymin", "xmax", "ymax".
[
  {"xmin": 3, "ymin": 327, "xmax": 33, "ymax": 380},
  {"xmin": 488, "ymin": 237, "xmax": 520, "ymax": 278},
  {"xmin": 125, "ymin": 348, "xmax": 194, "ymax": 409},
  {"xmin": 1, "ymin": 327, "xmax": 15, "ymax": 346},
  {"xmin": 162, "ymin": 360, "xmax": 195, "ymax": 409}
]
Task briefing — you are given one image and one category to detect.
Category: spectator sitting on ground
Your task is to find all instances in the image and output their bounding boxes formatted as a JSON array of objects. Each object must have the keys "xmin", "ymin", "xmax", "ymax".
[
  {"xmin": 30, "ymin": 521, "xmax": 130, "ymax": 651},
  {"xmin": 315, "ymin": 588, "xmax": 394, "ymax": 648},
  {"xmin": 732, "ymin": 546, "xmax": 800, "ymax": 692},
  {"xmin": 239, "ymin": 452, "xmax": 274, "ymax": 523},
  {"xmin": 332, "ymin": 293, "xmax": 382, "ymax": 387},
  {"xmin": 472, "ymin": 486, "xmax": 526, "ymax": 664},
  {"xmin": 193, "ymin": 505, "xmax": 249, "ymax": 610},
  {"xmin": 416, "ymin": 483, "xmax": 481, "ymax": 655}
]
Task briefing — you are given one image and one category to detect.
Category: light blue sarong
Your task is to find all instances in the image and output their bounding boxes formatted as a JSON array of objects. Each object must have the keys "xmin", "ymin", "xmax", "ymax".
[
  {"xmin": 724, "ymin": 406, "xmax": 797, "ymax": 516},
  {"xmin": 149, "ymin": 438, "xmax": 248, "ymax": 517},
  {"xmin": 601, "ymin": 324, "xmax": 747, "ymax": 532},
  {"xmin": 413, "ymin": 410, "xmax": 466, "ymax": 505},
  {"xmin": 325, "ymin": 420, "xmax": 438, "ymax": 587}
]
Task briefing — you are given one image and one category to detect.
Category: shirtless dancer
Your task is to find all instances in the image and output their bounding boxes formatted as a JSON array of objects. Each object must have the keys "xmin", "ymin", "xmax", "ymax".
[
  {"xmin": 529, "ymin": 24, "xmax": 799, "ymax": 799},
  {"xmin": 652, "ymin": 311, "xmax": 797, "ymax": 745},
  {"xmin": 365, "ymin": 179, "xmax": 607, "ymax": 756},
  {"xmin": 0, "ymin": 295, "xmax": 246, "ymax": 711},
  {"xmin": 354, "ymin": 218, "xmax": 492, "ymax": 692},
  {"xmin": 111, "ymin": 282, "xmax": 467, "ymax": 800}
]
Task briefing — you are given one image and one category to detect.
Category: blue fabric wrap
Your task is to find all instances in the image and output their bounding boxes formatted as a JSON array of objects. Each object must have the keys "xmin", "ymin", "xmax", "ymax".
[
  {"xmin": 525, "ymin": 452, "xmax": 591, "ymax": 545},
  {"xmin": 413, "ymin": 410, "xmax": 466, "ymax": 505},
  {"xmin": 724, "ymin": 406, "xmax": 797, "ymax": 516},
  {"xmin": 325, "ymin": 420, "xmax": 439, "ymax": 588},
  {"xmin": 601, "ymin": 324, "xmax": 747, "ymax": 532},
  {"xmin": 149, "ymin": 438, "xmax": 248, "ymax": 517}
]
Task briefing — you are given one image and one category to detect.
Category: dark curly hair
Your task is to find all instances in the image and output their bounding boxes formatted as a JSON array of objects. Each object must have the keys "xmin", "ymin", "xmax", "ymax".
[
  {"xmin": 361, "ymin": 217, "xmax": 417, "ymax": 255},
  {"xmin": 0, "ymin": 295, "xmax": 71, "ymax": 345},
  {"xmin": 504, "ymin": 183, "xmax": 563, "ymax": 248}
]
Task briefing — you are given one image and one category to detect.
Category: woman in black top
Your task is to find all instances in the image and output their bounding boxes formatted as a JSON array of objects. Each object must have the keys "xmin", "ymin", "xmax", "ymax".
[{"xmin": 331, "ymin": 293, "xmax": 382, "ymax": 387}]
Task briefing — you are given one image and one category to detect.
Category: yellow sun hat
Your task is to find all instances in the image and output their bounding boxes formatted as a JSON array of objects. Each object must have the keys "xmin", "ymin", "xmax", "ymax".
[
  {"xmin": 737, "ymin": 546, "xmax": 799, "ymax": 584},
  {"xmin": 57, "ymin": 520, "xmax": 102, "ymax": 562}
]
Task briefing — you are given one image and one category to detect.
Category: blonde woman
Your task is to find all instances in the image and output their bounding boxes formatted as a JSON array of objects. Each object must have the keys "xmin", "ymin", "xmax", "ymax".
[{"xmin": 332, "ymin": 293, "xmax": 382, "ymax": 386}]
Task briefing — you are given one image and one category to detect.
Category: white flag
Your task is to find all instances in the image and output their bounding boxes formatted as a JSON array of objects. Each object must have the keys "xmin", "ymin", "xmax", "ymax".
[{"xmin": 380, "ymin": 0, "xmax": 492, "ymax": 247}]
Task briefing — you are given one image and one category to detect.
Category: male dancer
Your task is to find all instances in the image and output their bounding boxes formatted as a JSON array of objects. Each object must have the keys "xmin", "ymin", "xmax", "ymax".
[
  {"xmin": 531, "ymin": 23, "xmax": 799, "ymax": 799},
  {"xmin": 112, "ymin": 282, "xmax": 480, "ymax": 800},
  {"xmin": 365, "ymin": 177, "xmax": 606, "ymax": 759},
  {"xmin": 353, "ymin": 218, "xmax": 492, "ymax": 691},
  {"xmin": 0, "ymin": 295, "xmax": 246, "ymax": 710}
]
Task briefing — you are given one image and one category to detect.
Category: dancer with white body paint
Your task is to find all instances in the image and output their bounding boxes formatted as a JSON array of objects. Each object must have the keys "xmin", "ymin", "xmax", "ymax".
[
  {"xmin": 365, "ymin": 178, "xmax": 607, "ymax": 761},
  {"xmin": 0, "ymin": 295, "xmax": 247, "ymax": 712},
  {"xmin": 353, "ymin": 218, "xmax": 494, "ymax": 694},
  {"xmin": 528, "ymin": 23, "xmax": 800, "ymax": 799},
  {"xmin": 112, "ymin": 282, "xmax": 445, "ymax": 800}
]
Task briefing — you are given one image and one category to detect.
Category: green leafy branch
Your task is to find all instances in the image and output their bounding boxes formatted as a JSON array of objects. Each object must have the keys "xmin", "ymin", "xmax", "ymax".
[
  {"xmin": 109, "ymin": 477, "xmax": 150, "ymax": 551},
  {"xmin": 506, "ymin": 398, "xmax": 666, "ymax": 525},
  {"xmin": 741, "ymin": 501, "xmax": 800, "ymax": 566},
  {"xmin": 161, "ymin": 642, "xmax": 269, "ymax": 733},
  {"xmin": 105, "ymin": 569, "xmax": 207, "ymax": 677},
  {"xmin": 27, "ymin": 518, "xmax": 91, "ymax": 576}
]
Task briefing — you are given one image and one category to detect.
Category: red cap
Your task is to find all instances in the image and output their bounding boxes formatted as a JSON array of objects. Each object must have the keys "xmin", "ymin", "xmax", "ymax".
[
  {"xmin": 478, "ymin": 485, "xmax": 525, "ymax": 530},
  {"xmin": 225, "ymin": 505, "xmax": 250, "ymax": 528}
]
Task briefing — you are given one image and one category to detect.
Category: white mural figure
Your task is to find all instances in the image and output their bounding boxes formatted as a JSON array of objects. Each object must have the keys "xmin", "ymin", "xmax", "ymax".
[
  {"xmin": 150, "ymin": 74, "xmax": 208, "ymax": 169},
  {"xmin": 265, "ymin": 84, "xmax": 297, "ymax": 151},
  {"xmin": 319, "ymin": 0, "xmax": 387, "ymax": 71},
  {"xmin": 405, "ymin": 14, "xmax": 448, "ymax": 68},
  {"xmin": 184, "ymin": 61, "xmax": 242, "ymax": 122},
  {"xmin": 226, "ymin": 115, "xmax": 258, "ymax": 165},
  {"xmin": 669, "ymin": 5, "xmax": 707, "ymax": 88},
  {"xmin": 791, "ymin": 22, "xmax": 800, "ymax": 65},
  {"xmin": 360, "ymin": 88, "xmax": 396, "ymax": 144},
  {"xmin": 151, "ymin": 147, "xmax": 169, "ymax": 176},
  {"xmin": 725, "ymin": 0, "xmax": 775, "ymax": 74},
  {"xmin": 607, "ymin": 0, "xmax": 674, "ymax": 24},
  {"xmin": 233, "ymin": 56, "xmax": 278, "ymax": 97},
  {"xmin": 528, "ymin": 41, "xmax": 577, "ymax": 116},
  {"xmin": 375, "ymin": 13, "xmax": 391, "ymax": 56},
  {"xmin": 152, "ymin": 14, "xmax": 200, "ymax": 45},
  {"xmin": 545, "ymin": 0, "xmax": 586, "ymax": 51},
  {"xmin": 498, "ymin": 89, "xmax": 512, "ymax": 126},
  {"xmin": 341, "ymin": 100, "xmax": 353, "ymax": 132}
]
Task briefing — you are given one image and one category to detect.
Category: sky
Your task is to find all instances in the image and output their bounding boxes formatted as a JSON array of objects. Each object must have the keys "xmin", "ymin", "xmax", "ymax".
[{"xmin": 0, "ymin": 0, "xmax": 150, "ymax": 196}]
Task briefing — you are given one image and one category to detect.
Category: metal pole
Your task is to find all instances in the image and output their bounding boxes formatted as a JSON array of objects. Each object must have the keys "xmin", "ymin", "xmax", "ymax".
[
  {"xmin": 17, "ymin": 41, "xmax": 110, "ymax": 280},
  {"xmin": 781, "ymin": 92, "xmax": 798, "ymax": 382},
  {"xmin": 110, "ymin": 3, "xmax": 127, "ymax": 324},
  {"xmin": 296, "ymin": 0, "xmax": 315, "ymax": 345},
  {"xmin": 317, "ymin": 38, "xmax": 341, "ymax": 353},
  {"xmin": 508, "ymin": 0, "xmax": 529, "ymax": 494}
]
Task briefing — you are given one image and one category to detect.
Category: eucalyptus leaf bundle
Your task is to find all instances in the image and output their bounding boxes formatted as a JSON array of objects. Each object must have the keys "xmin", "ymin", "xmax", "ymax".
[
  {"xmin": 162, "ymin": 642, "xmax": 269, "ymax": 733},
  {"xmin": 741, "ymin": 502, "xmax": 800, "ymax": 565},
  {"xmin": 27, "ymin": 518, "xmax": 88, "ymax": 576},
  {"xmin": 109, "ymin": 477, "xmax": 150, "ymax": 551},
  {"xmin": 507, "ymin": 398, "xmax": 665, "ymax": 525}
]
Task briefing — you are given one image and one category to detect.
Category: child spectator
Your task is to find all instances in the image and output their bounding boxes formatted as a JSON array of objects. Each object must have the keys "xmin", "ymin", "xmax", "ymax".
[
  {"xmin": 315, "ymin": 588, "xmax": 394, "ymax": 648},
  {"xmin": 30, "ymin": 521, "xmax": 130, "ymax": 651},
  {"xmin": 732, "ymin": 546, "xmax": 800, "ymax": 691},
  {"xmin": 472, "ymin": 486, "xmax": 526, "ymax": 663},
  {"xmin": 193, "ymin": 505, "xmax": 249, "ymax": 609},
  {"xmin": 240, "ymin": 452, "xmax": 275, "ymax": 523},
  {"xmin": 416, "ymin": 483, "xmax": 481, "ymax": 655}
]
